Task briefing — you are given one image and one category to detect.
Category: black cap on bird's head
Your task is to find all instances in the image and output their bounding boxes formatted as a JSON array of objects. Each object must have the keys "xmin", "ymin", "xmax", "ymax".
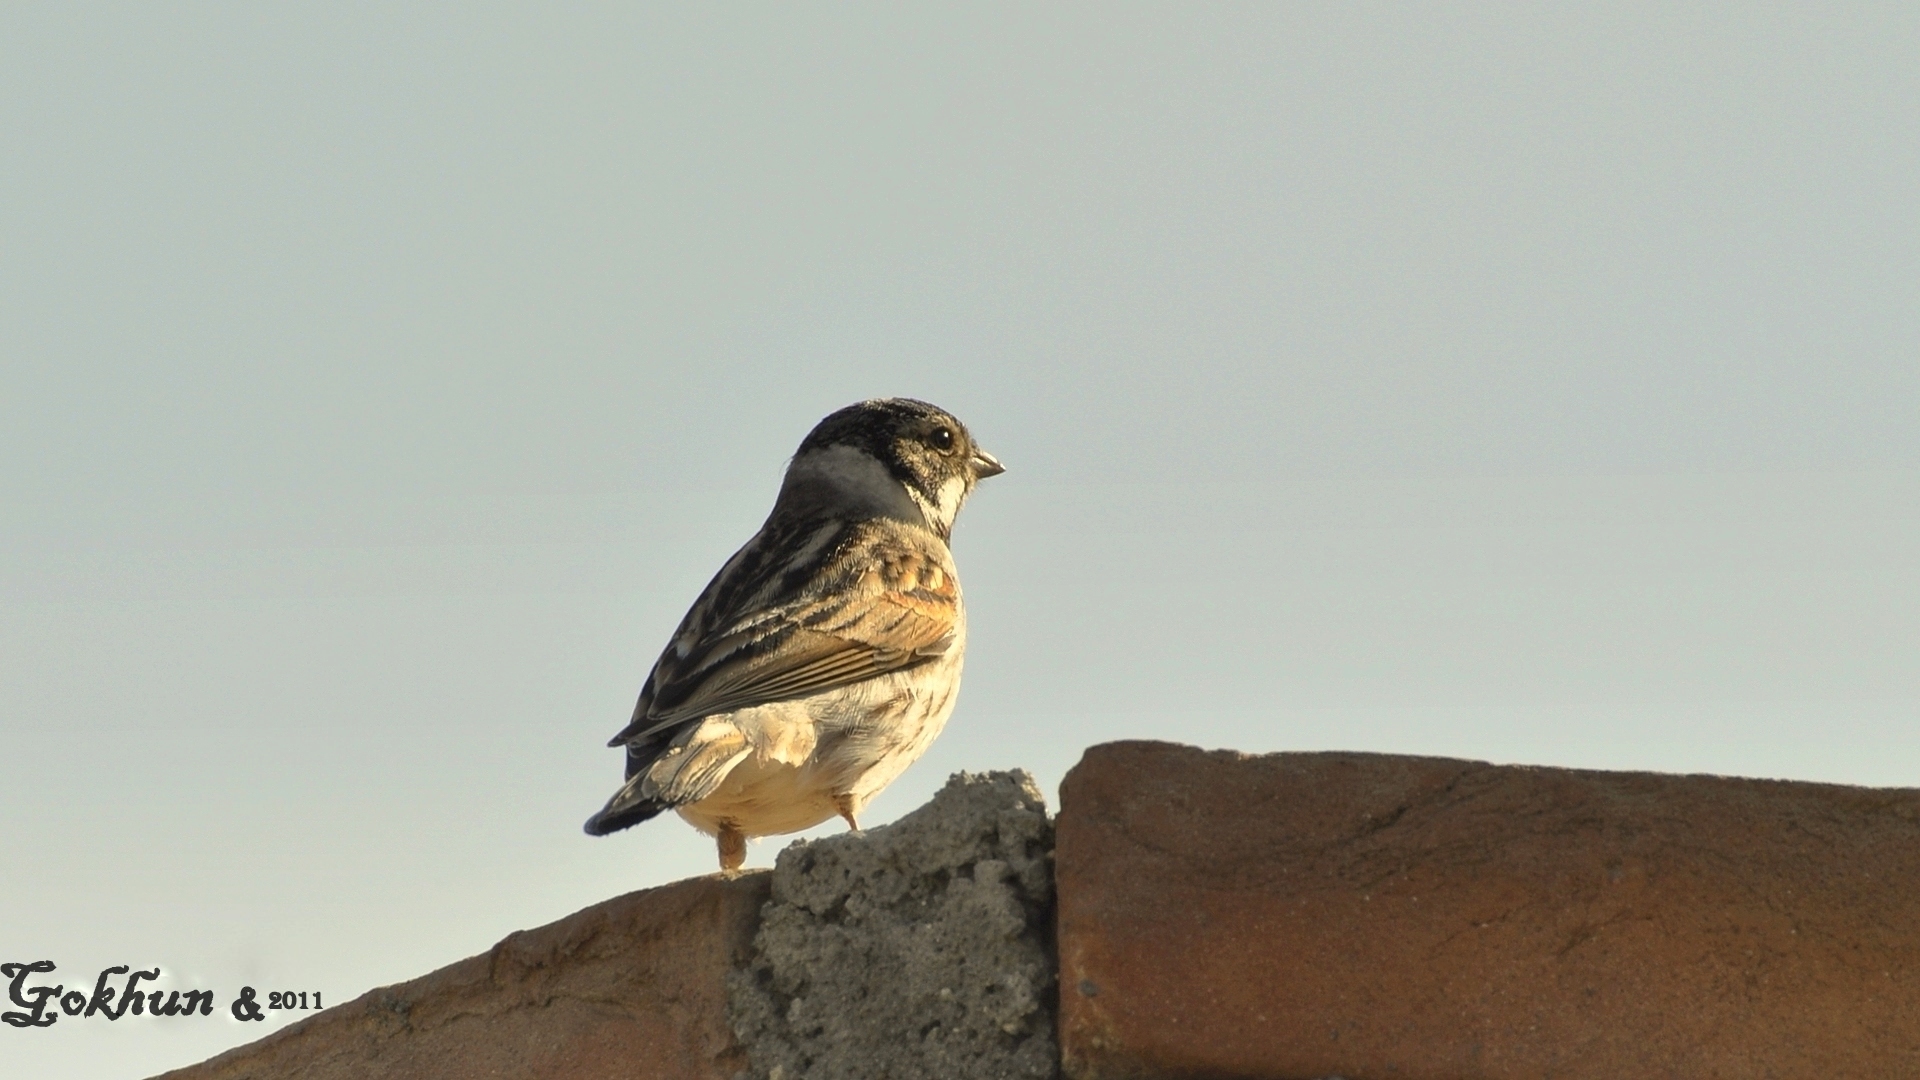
[{"xmin": 784, "ymin": 398, "xmax": 1002, "ymax": 537}]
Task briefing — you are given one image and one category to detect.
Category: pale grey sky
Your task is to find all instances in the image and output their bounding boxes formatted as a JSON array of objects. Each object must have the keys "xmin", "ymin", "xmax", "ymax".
[{"xmin": 5, "ymin": 5, "xmax": 1918, "ymax": 1076}]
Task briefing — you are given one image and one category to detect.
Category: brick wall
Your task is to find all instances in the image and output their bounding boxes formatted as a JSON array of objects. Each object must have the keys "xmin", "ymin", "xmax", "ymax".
[{"xmin": 155, "ymin": 743, "xmax": 1920, "ymax": 1080}]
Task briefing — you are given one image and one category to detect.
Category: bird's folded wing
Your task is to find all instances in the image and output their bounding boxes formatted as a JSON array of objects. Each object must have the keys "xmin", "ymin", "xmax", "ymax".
[{"xmin": 617, "ymin": 548, "xmax": 958, "ymax": 742}]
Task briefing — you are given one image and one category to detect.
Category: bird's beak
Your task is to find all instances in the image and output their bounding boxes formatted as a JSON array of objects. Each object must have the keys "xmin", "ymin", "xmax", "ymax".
[{"xmin": 970, "ymin": 447, "xmax": 1006, "ymax": 479}]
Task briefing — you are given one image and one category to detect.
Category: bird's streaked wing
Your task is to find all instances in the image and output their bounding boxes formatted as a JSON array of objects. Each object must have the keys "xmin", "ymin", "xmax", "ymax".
[{"xmin": 609, "ymin": 522, "xmax": 958, "ymax": 746}]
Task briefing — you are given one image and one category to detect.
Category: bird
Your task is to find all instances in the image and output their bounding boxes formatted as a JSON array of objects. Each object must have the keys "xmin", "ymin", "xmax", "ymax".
[{"xmin": 584, "ymin": 398, "xmax": 1003, "ymax": 871}]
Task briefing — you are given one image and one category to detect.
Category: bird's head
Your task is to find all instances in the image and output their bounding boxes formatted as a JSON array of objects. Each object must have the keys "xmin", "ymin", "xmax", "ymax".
[{"xmin": 781, "ymin": 398, "xmax": 1003, "ymax": 538}]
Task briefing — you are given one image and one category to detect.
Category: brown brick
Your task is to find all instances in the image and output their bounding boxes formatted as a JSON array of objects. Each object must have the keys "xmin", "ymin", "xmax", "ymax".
[
  {"xmin": 152, "ymin": 873, "xmax": 770, "ymax": 1080},
  {"xmin": 1055, "ymin": 740, "xmax": 1920, "ymax": 1080}
]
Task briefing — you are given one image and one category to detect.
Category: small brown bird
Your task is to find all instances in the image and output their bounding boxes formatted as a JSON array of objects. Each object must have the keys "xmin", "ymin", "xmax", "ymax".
[{"xmin": 584, "ymin": 398, "xmax": 1003, "ymax": 870}]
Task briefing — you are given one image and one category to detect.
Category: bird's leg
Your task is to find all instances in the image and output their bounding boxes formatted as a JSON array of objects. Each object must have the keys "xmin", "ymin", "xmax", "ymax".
[
  {"xmin": 717, "ymin": 823, "xmax": 747, "ymax": 873},
  {"xmin": 833, "ymin": 793, "xmax": 861, "ymax": 832}
]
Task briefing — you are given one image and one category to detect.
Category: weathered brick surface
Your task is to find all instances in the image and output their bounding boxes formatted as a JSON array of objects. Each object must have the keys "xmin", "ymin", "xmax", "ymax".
[
  {"xmin": 1055, "ymin": 740, "xmax": 1920, "ymax": 1080},
  {"xmin": 151, "ymin": 874, "xmax": 770, "ymax": 1080}
]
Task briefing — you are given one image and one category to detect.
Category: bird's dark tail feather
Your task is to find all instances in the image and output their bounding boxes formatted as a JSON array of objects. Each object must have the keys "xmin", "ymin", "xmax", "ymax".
[
  {"xmin": 585, "ymin": 735, "xmax": 681, "ymax": 836},
  {"xmin": 582, "ymin": 795, "xmax": 668, "ymax": 836}
]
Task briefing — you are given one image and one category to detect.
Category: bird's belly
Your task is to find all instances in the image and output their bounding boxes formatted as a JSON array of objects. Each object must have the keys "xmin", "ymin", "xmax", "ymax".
[
  {"xmin": 675, "ymin": 754, "xmax": 841, "ymax": 838},
  {"xmin": 675, "ymin": 655, "xmax": 963, "ymax": 839},
  {"xmin": 816, "ymin": 654, "xmax": 961, "ymax": 803}
]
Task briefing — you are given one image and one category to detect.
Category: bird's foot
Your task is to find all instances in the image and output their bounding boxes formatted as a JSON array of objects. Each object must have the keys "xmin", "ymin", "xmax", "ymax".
[
  {"xmin": 833, "ymin": 793, "xmax": 862, "ymax": 832},
  {"xmin": 717, "ymin": 823, "xmax": 747, "ymax": 872}
]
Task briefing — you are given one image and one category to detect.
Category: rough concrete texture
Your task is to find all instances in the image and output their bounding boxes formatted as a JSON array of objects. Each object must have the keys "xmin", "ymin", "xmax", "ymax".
[
  {"xmin": 729, "ymin": 770, "xmax": 1058, "ymax": 1080},
  {"xmin": 1056, "ymin": 740, "xmax": 1920, "ymax": 1080},
  {"xmin": 151, "ymin": 874, "xmax": 770, "ymax": 1080}
]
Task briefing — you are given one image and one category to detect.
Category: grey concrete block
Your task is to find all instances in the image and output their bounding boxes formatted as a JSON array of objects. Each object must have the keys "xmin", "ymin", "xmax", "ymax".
[{"xmin": 727, "ymin": 770, "xmax": 1058, "ymax": 1080}]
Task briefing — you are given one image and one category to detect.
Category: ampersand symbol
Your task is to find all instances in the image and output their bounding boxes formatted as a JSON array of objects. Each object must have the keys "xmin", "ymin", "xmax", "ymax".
[{"xmin": 231, "ymin": 986, "xmax": 264, "ymax": 1022}]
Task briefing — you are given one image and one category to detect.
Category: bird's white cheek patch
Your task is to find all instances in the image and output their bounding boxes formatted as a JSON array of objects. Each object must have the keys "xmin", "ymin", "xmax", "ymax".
[{"xmin": 932, "ymin": 475, "xmax": 968, "ymax": 531}]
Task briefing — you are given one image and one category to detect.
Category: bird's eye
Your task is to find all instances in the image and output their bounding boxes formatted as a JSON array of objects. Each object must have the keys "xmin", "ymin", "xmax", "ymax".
[{"xmin": 929, "ymin": 427, "xmax": 955, "ymax": 451}]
